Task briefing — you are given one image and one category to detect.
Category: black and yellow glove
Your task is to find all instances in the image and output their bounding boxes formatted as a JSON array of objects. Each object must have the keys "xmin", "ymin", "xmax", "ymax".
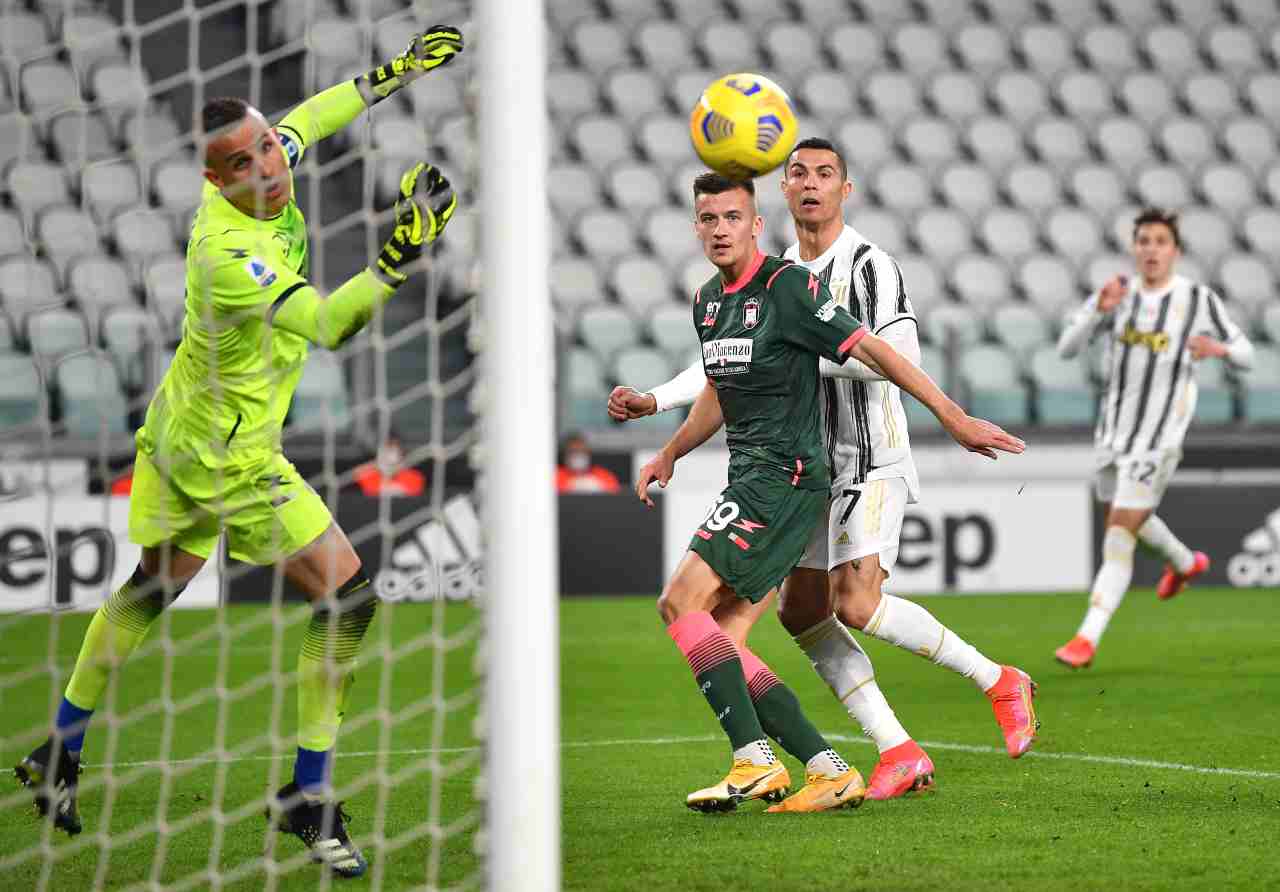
[
  {"xmin": 361, "ymin": 25, "xmax": 465, "ymax": 103},
  {"xmin": 373, "ymin": 162, "xmax": 458, "ymax": 287}
]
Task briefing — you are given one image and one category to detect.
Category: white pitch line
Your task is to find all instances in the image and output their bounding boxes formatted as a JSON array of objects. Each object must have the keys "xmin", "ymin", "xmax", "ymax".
[{"xmin": 84, "ymin": 733, "xmax": 1280, "ymax": 781}]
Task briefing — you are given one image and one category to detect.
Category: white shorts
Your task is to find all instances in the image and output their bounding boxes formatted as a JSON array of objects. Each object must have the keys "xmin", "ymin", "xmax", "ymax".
[
  {"xmin": 797, "ymin": 477, "xmax": 908, "ymax": 573},
  {"xmin": 1094, "ymin": 450, "xmax": 1181, "ymax": 510}
]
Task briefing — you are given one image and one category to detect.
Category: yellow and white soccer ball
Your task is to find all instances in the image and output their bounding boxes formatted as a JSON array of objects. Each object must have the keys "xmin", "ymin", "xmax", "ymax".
[{"xmin": 689, "ymin": 73, "xmax": 799, "ymax": 180}]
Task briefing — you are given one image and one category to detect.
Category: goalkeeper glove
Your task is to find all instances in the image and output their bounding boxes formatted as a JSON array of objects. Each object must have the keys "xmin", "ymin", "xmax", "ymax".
[
  {"xmin": 361, "ymin": 25, "xmax": 465, "ymax": 103},
  {"xmin": 373, "ymin": 162, "xmax": 458, "ymax": 287}
]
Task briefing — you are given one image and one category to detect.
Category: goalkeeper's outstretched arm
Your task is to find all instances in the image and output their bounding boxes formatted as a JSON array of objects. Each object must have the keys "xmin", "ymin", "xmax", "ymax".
[
  {"xmin": 263, "ymin": 163, "xmax": 457, "ymax": 349},
  {"xmin": 274, "ymin": 26, "xmax": 464, "ymax": 163}
]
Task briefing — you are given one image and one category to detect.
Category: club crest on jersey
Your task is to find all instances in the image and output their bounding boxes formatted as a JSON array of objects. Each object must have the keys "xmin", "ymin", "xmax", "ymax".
[
  {"xmin": 245, "ymin": 256, "xmax": 277, "ymax": 288},
  {"xmin": 701, "ymin": 300, "xmax": 721, "ymax": 327},
  {"xmin": 743, "ymin": 297, "xmax": 760, "ymax": 329}
]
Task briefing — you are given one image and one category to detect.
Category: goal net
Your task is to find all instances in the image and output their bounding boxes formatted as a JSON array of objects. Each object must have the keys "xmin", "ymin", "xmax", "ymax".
[{"xmin": 0, "ymin": 0, "xmax": 556, "ymax": 888}]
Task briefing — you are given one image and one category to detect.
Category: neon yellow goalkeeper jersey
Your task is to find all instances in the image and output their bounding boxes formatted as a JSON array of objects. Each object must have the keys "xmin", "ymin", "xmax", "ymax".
[{"xmin": 137, "ymin": 178, "xmax": 312, "ymax": 468}]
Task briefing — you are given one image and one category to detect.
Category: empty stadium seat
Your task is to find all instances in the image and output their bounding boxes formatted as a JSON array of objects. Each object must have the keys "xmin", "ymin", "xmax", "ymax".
[
  {"xmin": 1069, "ymin": 165, "xmax": 1127, "ymax": 218},
  {"xmin": 69, "ymin": 255, "xmax": 135, "ymax": 319},
  {"xmin": 864, "ymin": 73, "xmax": 923, "ymax": 128},
  {"xmin": 1240, "ymin": 346, "xmax": 1280, "ymax": 423},
  {"xmin": 1264, "ymin": 163, "xmax": 1280, "ymax": 208},
  {"xmin": 678, "ymin": 254, "xmax": 716, "ymax": 299},
  {"xmin": 551, "ymin": 256, "xmax": 603, "ymax": 312},
  {"xmin": 1222, "ymin": 117, "xmax": 1276, "ymax": 174},
  {"xmin": 1205, "ymin": 25, "xmax": 1262, "ymax": 81},
  {"xmin": 649, "ymin": 302, "xmax": 698, "ymax": 361},
  {"xmin": 1030, "ymin": 116, "xmax": 1090, "ymax": 169},
  {"xmin": 1003, "ymin": 164, "xmax": 1063, "ymax": 217},
  {"xmin": 571, "ymin": 114, "xmax": 632, "ymax": 171},
  {"xmin": 81, "ymin": 160, "xmax": 143, "ymax": 223},
  {"xmin": 291, "ymin": 351, "xmax": 351, "ymax": 430},
  {"xmin": 800, "ymin": 70, "xmax": 856, "ymax": 122},
  {"xmin": 871, "ymin": 165, "xmax": 931, "ymax": 214},
  {"xmin": 1144, "ymin": 26, "xmax": 1200, "ymax": 82},
  {"xmin": 546, "ymin": 69, "xmax": 599, "ymax": 122},
  {"xmin": 1085, "ymin": 252, "xmax": 1133, "ymax": 291},
  {"xmin": 959, "ymin": 344, "xmax": 1028, "ymax": 425},
  {"xmin": 953, "ymin": 24, "xmax": 1010, "ymax": 78},
  {"xmin": 48, "ymin": 109, "xmax": 115, "ymax": 166},
  {"xmin": 952, "ymin": 255, "xmax": 1011, "ymax": 309},
  {"xmin": 610, "ymin": 255, "xmax": 673, "ymax": 312},
  {"xmin": 636, "ymin": 114, "xmax": 687, "ymax": 170},
  {"xmin": 564, "ymin": 344, "xmax": 608, "ymax": 427},
  {"xmin": 892, "ymin": 23, "xmax": 949, "ymax": 80},
  {"xmin": 913, "ymin": 209, "xmax": 972, "ymax": 266},
  {"xmin": 0, "ymin": 111, "xmax": 38, "ymax": 171},
  {"xmin": 1193, "ymin": 358, "xmax": 1235, "ymax": 424},
  {"xmin": 1096, "ymin": 116, "xmax": 1152, "ymax": 175},
  {"xmin": 7, "ymin": 161, "xmax": 72, "ymax": 224},
  {"xmin": 0, "ymin": 11, "xmax": 52, "ymax": 64},
  {"xmin": 1180, "ymin": 208, "xmax": 1235, "ymax": 266},
  {"xmin": 153, "ymin": 157, "xmax": 206, "ymax": 226},
  {"xmin": 1053, "ymin": 71, "xmax": 1114, "ymax": 126},
  {"xmin": 606, "ymin": 162, "xmax": 667, "ymax": 218},
  {"xmin": 824, "ymin": 23, "xmax": 886, "ymax": 80},
  {"xmin": 900, "ymin": 117, "xmax": 958, "ymax": 173},
  {"xmin": 644, "ymin": 207, "xmax": 694, "ymax": 258},
  {"xmin": 613, "ymin": 346, "xmax": 673, "ymax": 394},
  {"xmin": 578, "ymin": 303, "xmax": 639, "ymax": 357},
  {"xmin": 964, "ymin": 117, "xmax": 1026, "ymax": 171},
  {"xmin": 548, "ymin": 163, "xmax": 603, "ymax": 221},
  {"xmin": 1167, "ymin": 0, "xmax": 1221, "ymax": 32},
  {"xmin": 1182, "ymin": 74, "xmax": 1240, "ymax": 126},
  {"xmin": 1019, "ymin": 254, "xmax": 1079, "ymax": 314},
  {"xmin": 1029, "ymin": 347, "xmax": 1094, "ymax": 426},
  {"xmin": 1079, "ymin": 25, "xmax": 1137, "ymax": 82},
  {"xmin": 1044, "ymin": 208, "xmax": 1105, "ymax": 261},
  {"xmin": 1017, "ymin": 24, "xmax": 1073, "ymax": 79},
  {"xmin": 1241, "ymin": 209, "xmax": 1280, "ymax": 257},
  {"xmin": 143, "ymin": 254, "xmax": 188, "ymax": 330},
  {"xmin": 603, "ymin": 68, "xmax": 666, "ymax": 126},
  {"xmin": 991, "ymin": 71, "xmax": 1049, "ymax": 127},
  {"xmin": 1159, "ymin": 117, "xmax": 1217, "ymax": 171},
  {"xmin": 764, "ymin": 21, "xmax": 823, "ymax": 80},
  {"xmin": 938, "ymin": 163, "xmax": 997, "ymax": 219},
  {"xmin": 926, "ymin": 71, "xmax": 985, "ymax": 125},
  {"xmin": 852, "ymin": 210, "xmax": 908, "ymax": 258},
  {"xmin": 903, "ymin": 343, "xmax": 946, "ymax": 430},
  {"xmin": 0, "ymin": 256, "xmax": 62, "ymax": 323},
  {"xmin": 1135, "ymin": 165, "xmax": 1192, "ymax": 208},
  {"xmin": 1197, "ymin": 164, "xmax": 1256, "ymax": 218},
  {"xmin": 100, "ymin": 305, "xmax": 159, "ymax": 391},
  {"xmin": 604, "ymin": 0, "xmax": 667, "ymax": 28},
  {"xmin": 1118, "ymin": 73, "xmax": 1176, "ymax": 127},
  {"xmin": 857, "ymin": 0, "xmax": 915, "ymax": 29},
  {"xmin": 37, "ymin": 206, "xmax": 102, "ymax": 279},
  {"xmin": 0, "ymin": 209, "xmax": 26, "ymax": 257},
  {"xmin": 836, "ymin": 120, "xmax": 895, "ymax": 177},
  {"xmin": 698, "ymin": 21, "xmax": 758, "ymax": 72},
  {"xmin": 570, "ymin": 20, "xmax": 629, "ymax": 74},
  {"xmin": 1219, "ymin": 254, "xmax": 1276, "ymax": 313},
  {"xmin": 923, "ymin": 302, "xmax": 983, "ymax": 348},
  {"xmin": 990, "ymin": 302, "xmax": 1050, "ymax": 359},
  {"xmin": 0, "ymin": 312, "xmax": 13, "ymax": 351},
  {"xmin": 122, "ymin": 110, "xmax": 186, "ymax": 166},
  {"xmin": 20, "ymin": 59, "xmax": 80, "ymax": 122},
  {"xmin": 90, "ymin": 61, "xmax": 149, "ymax": 135},
  {"xmin": 635, "ymin": 21, "xmax": 691, "ymax": 73},
  {"xmin": 974, "ymin": 208, "xmax": 1035, "ymax": 262},
  {"xmin": 0, "ymin": 352, "xmax": 43, "ymax": 428},
  {"xmin": 27, "ymin": 306, "xmax": 88, "ymax": 361},
  {"xmin": 1040, "ymin": 0, "xmax": 1104, "ymax": 33},
  {"xmin": 113, "ymin": 208, "xmax": 176, "ymax": 279},
  {"xmin": 794, "ymin": 0, "xmax": 857, "ymax": 30},
  {"xmin": 1245, "ymin": 73, "xmax": 1280, "ymax": 120},
  {"xmin": 895, "ymin": 253, "xmax": 941, "ymax": 312}
]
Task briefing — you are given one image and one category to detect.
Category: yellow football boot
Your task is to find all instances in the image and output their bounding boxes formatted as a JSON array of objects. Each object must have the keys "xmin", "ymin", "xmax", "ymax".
[
  {"xmin": 685, "ymin": 759, "xmax": 791, "ymax": 813},
  {"xmin": 765, "ymin": 768, "xmax": 866, "ymax": 813}
]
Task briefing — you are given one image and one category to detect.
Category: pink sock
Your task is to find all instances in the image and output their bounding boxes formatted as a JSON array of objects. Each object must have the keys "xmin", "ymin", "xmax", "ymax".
[
  {"xmin": 738, "ymin": 645, "xmax": 781, "ymax": 701},
  {"xmin": 668, "ymin": 611, "xmax": 739, "ymax": 676}
]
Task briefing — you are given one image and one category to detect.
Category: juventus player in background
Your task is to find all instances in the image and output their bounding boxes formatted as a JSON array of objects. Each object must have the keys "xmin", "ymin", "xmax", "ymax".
[
  {"xmin": 1054, "ymin": 208, "xmax": 1254, "ymax": 669},
  {"xmin": 610, "ymin": 139, "xmax": 1038, "ymax": 800}
]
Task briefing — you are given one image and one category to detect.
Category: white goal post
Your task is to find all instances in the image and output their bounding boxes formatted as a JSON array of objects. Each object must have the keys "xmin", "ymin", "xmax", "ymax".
[{"xmin": 479, "ymin": 0, "xmax": 561, "ymax": 890}]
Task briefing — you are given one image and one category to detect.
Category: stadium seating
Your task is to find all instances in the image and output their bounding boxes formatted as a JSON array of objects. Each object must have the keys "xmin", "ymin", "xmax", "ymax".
[
  {"xmin": 0, "ymin": 352, "xmax": 43, "ymax": 428},
  {"xmin": 54, "ymin": 349, "xmax": 128, "ymax": 437},
  {"xmin": 291, "ymin": 351, "xmax": 352, "ymax": 430},
  {"xmin": 959, "ymin": 345, "xmax": 1029, "ymax": 425},
  {"xmin": 1029, "ymin": 347, "xmax": 1094, "ymax": 426}
]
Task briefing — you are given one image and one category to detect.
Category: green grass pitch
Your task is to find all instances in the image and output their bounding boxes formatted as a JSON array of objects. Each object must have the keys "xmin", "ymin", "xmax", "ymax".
[{"xmin": 2, "ymin": 586, "xmax": 1278, "ymax": 890}]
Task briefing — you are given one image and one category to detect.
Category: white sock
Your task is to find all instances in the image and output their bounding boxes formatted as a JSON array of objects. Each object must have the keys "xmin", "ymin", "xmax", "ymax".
[
  {"xmin": 1138, "ymin": 515, "xmax": 1195, "ymax": 574},
  {"xmin": 793, "ymin": 615, "xmax": 910, "ymax": 753},
  {"xmin": 1078, "ymin": 526, "xmax": 1137, "ymax": 645},
  {"xmin": 805, "ymin": 748, "xmax": 850, "ymax": 779},
  {"xmin": 733, "ymin": 738, "xmax": 777, "ymax": 767},
  {"xmin": 863, "ymin": 594, "xmax": 1003, "ymax": 692}
]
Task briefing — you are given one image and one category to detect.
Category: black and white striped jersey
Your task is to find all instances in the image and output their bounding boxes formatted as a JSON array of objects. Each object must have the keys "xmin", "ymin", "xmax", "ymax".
[
  {"xmin": 1058, "ymin": 274, "xmax": 1254, "ymax": 458},
  {"xmin": 783, "ymin": 225, "xmax": 920, "ymax": 497}
]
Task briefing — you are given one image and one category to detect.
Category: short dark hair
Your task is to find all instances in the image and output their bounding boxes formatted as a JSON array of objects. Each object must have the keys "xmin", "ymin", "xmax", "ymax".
[
  {"xmin": 692, "ymin": 171, "xmax": 755, "ymax": 206},
  {"xmin": 788, "ymin": 136, "xmax": 848, "ymax": 180},
  {"xmin": 1132, "ymin": 207, "xmax": 1181, "ymax": 247},
  {"xmin": 201, "ymin": 96, "xmax": 250, "ymax": 136}
]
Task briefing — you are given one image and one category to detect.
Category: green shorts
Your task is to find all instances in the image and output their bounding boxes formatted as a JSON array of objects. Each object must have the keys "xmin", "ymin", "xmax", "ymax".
[
  {"xmin": 128, "ymin": 448, "xmax": 332, "ymax": 565},
  {"xmin": 688, "ymin": 470, "xmax": 828, "ymax": 603}
]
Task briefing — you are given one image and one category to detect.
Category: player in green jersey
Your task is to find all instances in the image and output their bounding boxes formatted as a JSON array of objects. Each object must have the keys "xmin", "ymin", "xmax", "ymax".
[
  {"xmin": 646, "ymin": 173, "xmax": 1023, "ymax": 813},
  {"xmin": 14, "ymin": 26, "xmax": 464, "ymax": 877}
]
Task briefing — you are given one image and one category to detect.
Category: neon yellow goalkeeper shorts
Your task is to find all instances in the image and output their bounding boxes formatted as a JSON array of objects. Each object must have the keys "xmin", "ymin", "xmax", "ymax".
[{"xmin": 128, "ymin": 448, "xmax": 333, "ymax": 565}]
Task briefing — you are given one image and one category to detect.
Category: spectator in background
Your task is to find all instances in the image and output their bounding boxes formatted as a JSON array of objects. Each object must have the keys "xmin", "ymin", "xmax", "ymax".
[
  {"xmin": 556, "ymin": 431, "xmax": 621, "ymax": 493},
  {"xmin": 353, "ymin": 431, "xmax": 425, "ymax": 497}
]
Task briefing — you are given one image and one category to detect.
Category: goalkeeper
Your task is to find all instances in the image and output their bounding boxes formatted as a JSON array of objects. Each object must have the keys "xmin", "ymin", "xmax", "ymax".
[{"xmin": 14, "ymin": 26, "xmax": 464, "ymax": 879}]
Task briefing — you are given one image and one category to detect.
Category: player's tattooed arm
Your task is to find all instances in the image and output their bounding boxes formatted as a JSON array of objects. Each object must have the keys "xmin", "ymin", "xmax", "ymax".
[
  {"xmin": 852, "ymin": 333, "xmax": 1027, "ymax": 461},
  {"xmin": 635, "ymin": 382, "xmax": 724, "ymax": 507}
]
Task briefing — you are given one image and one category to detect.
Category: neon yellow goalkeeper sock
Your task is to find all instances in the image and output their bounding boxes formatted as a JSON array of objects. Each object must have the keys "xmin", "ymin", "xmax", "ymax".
[
  {"xmin": 64, "ymin": 567, "xmax": 176, "ymax": 711},
  {"xmin": 296, "ymin": 572, "xmax": 377, "ymax": 755}
]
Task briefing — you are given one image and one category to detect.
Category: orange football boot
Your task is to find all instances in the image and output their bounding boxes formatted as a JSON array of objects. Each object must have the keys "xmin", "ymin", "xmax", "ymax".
[
  {"xmin": 986, "ymin": 666, "xmax": 1039, "ymax": 758},
  {"xmin": 1055, "ymin": 634, "xmax": 1096, "ymax": 669},
  {"xmin": 1157, "ymin": 551, "xmax": 1209, "ymax": 600},
  {"xmin": 865, "ymin": 740, "xmax": 936, "ymax": 800}
]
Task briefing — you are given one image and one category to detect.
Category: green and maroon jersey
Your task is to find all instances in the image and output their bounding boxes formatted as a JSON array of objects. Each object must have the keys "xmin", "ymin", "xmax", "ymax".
[{"xmin": 693, "ymin": 252, "xmax": 867, "ymax": 491}]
